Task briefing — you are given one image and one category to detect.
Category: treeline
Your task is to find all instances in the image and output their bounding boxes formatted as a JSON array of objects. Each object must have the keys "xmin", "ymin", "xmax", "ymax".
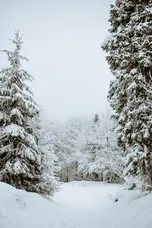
[{"xmin": 42, "ymin": 112, "xmax": 124, "ymax": 184}]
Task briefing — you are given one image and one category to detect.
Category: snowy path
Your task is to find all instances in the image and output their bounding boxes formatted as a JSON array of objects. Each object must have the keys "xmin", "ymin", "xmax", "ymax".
[
  {"xmin": 0, "ymin": 181, "xmax": 152, "ymax": 228},
  {"xmin": 53, "ymin": 181, "xmax": 121, "ymax": 228}
]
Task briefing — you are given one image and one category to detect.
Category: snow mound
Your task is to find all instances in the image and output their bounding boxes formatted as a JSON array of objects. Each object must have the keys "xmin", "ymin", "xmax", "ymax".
[{"xmin": 0, "ymin": 181, "xmax": 152, "ymax": 228}]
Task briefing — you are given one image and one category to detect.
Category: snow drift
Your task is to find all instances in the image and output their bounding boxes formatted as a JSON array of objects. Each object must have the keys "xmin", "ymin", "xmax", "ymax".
[{"xmin": 0, "ymin": 181, "xmax": 152, "ymax": 228}]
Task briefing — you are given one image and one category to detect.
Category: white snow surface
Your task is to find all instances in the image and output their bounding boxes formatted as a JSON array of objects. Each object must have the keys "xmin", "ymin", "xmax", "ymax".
[{"xmin": 0, "ymin": 181, "xmax": 152, "ymax": 228}]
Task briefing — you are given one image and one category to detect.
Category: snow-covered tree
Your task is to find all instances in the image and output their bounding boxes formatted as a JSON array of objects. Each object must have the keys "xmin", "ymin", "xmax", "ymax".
[
  {"xmin": 102, "ymin": 0, "xmax": 152, "ymax": 189},
  {"xmin": 0, "ymin": 31, "xmax": 56, "ymax": 195},
  {"xmin": 99, "ymin": 116, "xmax": 124, "ymax": 183},
  {"xmin": 30, "ymin": 114, "xmax": 60, "ymax": 195},
  {"xmin": 77, "ymin": 114, "xmax": 102, "ymax": 180},
  {"xmin": 52, "ymin": 117, "xmax": 84, "ymax": 182},
  {"xmin": 77, "ymin": 113, "xmax": 123, "ymax": 182}
]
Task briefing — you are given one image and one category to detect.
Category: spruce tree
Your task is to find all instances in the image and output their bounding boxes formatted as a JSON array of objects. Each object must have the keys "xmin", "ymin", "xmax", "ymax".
[
  {"xmin": 0, "ymin": 31, "xmax": 56, "ymax": 195},
  {"xmin": 102, "ymin": 0, "xmax": 152, "ymax": 189}
]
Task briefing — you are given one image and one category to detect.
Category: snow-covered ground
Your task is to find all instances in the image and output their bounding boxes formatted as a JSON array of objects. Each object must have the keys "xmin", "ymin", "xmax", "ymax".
[{"xmin": 0, "ymin": 181, "xmax": 152, "ymax": 228}]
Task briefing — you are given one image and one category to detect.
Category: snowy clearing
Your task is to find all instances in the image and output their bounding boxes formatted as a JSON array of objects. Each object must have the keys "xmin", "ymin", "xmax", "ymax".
[{"xmin": 0, "ymin": 181, "xmax": 152, "ymax": 228}]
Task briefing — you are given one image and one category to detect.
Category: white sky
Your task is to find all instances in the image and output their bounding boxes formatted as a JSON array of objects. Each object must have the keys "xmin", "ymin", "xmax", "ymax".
[{"xmin": 0, "ymin": 0, "xmax": 114, "ymax": 120}]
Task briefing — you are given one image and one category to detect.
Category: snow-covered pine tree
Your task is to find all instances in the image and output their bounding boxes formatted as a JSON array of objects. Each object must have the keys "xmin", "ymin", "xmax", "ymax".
[
  {"xmin": 55, "ymin": 118, "xmax": 82, "ymax": 182},
  {"xmin": 0, "ymin": 31, "xmax": 55, "ymax": 195},
  {"xmin": 99, "ymin": 116, "xmax": 124, "ymax": 183},
  {"xmin": 102, "ymin": 0, "xmax": 152, "ymax": 189},
  {"xmin": 30, "ymin": 113, "xmax": 60, "ymax": 195},
  {"xmin": 77, "ymin": 114, "xmax": 103, "ymax": 181}
]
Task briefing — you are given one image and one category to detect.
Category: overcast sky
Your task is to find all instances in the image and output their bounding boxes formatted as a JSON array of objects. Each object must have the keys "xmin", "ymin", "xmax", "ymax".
[{"xmin": 0, "ymin": 0, "xmax": 114, "ymax": 120}]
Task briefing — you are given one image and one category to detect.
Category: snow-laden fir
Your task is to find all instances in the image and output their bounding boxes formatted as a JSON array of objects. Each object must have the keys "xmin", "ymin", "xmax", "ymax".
[
  {"xmin": 102, "ymin": 0, "xmax": 152, "ymax": 190},
  {"xmin": 0, "ymin": 31, "xmax": 58, "ymax": 195}
]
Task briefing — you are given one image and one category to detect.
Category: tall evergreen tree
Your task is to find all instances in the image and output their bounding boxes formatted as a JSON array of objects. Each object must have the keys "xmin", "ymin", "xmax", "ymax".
[
  {"xmin": 102, "ymin": 0, "xmax": 152, "ymax": 189},
  {"xmin": 0, "ymin": 31, "xmax": 56, "ymax": 195}
]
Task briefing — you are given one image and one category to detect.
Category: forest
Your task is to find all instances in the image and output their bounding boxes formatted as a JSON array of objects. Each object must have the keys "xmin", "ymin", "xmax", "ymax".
[{"xmin": 0, "ymin": 0, "xmax": 152, "ymax": 228}]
